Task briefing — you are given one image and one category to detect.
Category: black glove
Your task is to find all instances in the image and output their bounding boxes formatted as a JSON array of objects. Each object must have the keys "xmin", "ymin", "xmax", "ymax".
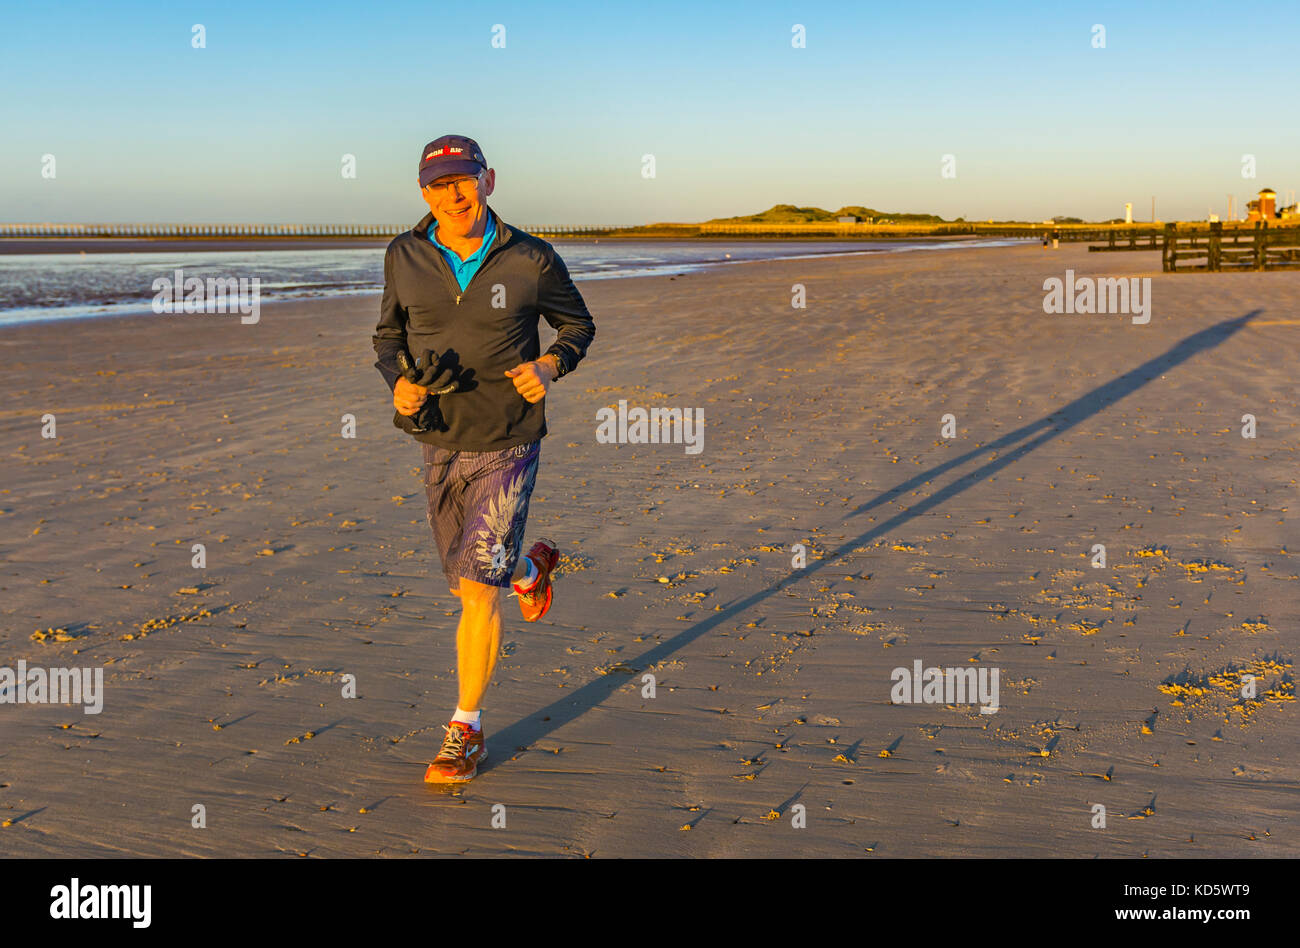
[
  {"xmin": 393, "ymin": 349, "xmax": 458, "ymax": 436},
  {"xmin": 409, "ymin": 349, "xmax": 458, "ymax": 395}
]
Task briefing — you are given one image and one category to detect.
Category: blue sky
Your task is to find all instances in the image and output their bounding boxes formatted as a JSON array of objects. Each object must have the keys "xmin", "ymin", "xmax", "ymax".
[{"xmin": 1, "ymin": 0, "xmax": 1296, "ymax": 225}]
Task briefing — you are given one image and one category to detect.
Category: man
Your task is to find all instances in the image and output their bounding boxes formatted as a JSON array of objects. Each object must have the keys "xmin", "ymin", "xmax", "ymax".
[{"xmin": 372, "ymin": 134, "xmax": 595, "ymax": 784}]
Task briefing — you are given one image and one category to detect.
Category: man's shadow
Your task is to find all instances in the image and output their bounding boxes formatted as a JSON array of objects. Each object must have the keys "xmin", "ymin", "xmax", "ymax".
[{"xmin": 485, "ymin": 309, "xmax": 1262, "ymax": 768}]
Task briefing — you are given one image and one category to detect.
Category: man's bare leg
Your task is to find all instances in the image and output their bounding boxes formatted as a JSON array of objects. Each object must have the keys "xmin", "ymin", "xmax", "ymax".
[
  {"xmin": 451, "ymin": 558, "xmax": 535, "ymax": 707},
  {"xmin": 455, "ymin": 578, "xmax": 501, "ymax": 713}
]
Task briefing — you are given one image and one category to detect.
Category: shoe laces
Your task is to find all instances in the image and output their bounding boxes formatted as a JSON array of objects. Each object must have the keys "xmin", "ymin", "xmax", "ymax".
[{"xmin": 437, "ymin": 723, "xmax": 468, "ymax": 760}]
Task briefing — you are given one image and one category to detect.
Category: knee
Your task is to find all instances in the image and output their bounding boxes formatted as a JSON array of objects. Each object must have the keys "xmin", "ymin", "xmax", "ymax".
[{"xmin": 458, "ymin": 579, "xmax": 500, "ymax": 610}]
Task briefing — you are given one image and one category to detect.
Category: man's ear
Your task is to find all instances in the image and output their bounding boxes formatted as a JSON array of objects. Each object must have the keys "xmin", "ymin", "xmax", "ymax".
[{"xmin": 482, "ymin": 169, "xmax": 496, "ymax": 197}]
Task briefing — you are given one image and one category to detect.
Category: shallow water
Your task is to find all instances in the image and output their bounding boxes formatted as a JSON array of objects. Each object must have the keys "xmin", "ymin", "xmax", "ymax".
[{"xmin": 0, "ymin": 238, "xmax": 1025, "ymax": 327}]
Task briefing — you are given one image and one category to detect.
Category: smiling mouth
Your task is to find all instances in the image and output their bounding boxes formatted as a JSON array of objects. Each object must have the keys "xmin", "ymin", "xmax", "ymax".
[{"xmin": 446, "ymin": 207, "xmax": 471, "ymax": 219}]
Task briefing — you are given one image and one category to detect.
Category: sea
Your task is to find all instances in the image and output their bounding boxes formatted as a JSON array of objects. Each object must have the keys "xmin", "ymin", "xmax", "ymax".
[{"xmin": 0, "ymin": 238, "xmax": 1025, "ymax": 327}]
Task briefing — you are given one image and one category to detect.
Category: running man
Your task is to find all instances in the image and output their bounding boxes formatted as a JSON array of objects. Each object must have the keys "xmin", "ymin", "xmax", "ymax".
[{"xmin": 372, "ymin": 135, "xmax": 595, "ymax": 783}]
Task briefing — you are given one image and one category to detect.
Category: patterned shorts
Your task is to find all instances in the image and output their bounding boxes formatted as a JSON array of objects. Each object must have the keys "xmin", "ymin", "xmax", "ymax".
[{"xmin": 422, "ymin": 440, "xmax": 541, "ymax": 590}]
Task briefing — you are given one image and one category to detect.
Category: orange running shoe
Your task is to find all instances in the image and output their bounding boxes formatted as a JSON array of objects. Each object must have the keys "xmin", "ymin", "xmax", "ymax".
[
  {"xmin": 513, "ymin": 538, "xmax": 559, "ymax": 622},
  {"xmin": 423, "ymin": 721, "xmax": 487, "ymax": 784}
]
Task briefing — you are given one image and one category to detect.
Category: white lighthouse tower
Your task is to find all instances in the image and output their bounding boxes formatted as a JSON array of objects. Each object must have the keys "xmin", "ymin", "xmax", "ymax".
[{"xmin": 1124, "ymin": 202, "xmax": 1133, "ymax": 224}]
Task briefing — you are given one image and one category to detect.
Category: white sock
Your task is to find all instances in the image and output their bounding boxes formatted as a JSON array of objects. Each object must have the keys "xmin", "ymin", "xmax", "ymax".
[
  {"xmin": 452, "ymin": 707, "xmax": 481, "ymax": 730},
  {"xmin": 514, "ymin": 556, "xmax": 539, "ymax": 591}
]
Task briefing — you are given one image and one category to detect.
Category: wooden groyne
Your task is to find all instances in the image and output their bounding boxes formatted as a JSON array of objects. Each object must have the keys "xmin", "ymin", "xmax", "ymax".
[
  {"xmin": 1163, "ymin": 222, "xmax": 1300, "ymax": 272},
  {"xmin": 1084, "ymin": 221, "xmax": 1300, "ymax": 270},
  {"xmin": 1088, "ymin": 231, "xmax": 1162, "ymax": 251}
]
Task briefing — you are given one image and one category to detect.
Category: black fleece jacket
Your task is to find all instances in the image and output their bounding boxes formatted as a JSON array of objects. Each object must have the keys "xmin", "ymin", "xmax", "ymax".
[{"xmin": 372, "ymin": 206, "xmax": 595, "ymax": 451}]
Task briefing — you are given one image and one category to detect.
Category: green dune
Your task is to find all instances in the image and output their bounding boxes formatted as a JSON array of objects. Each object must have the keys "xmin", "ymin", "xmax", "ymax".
[{"xmin": 705, "ymin": 203, "xmax": 950, "ymax": 224}]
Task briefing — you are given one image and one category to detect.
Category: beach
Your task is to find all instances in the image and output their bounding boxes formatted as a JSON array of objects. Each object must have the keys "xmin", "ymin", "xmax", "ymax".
[{"xmin": 1, "ymin": 242, "xmax": 1296, "ymax": 857}]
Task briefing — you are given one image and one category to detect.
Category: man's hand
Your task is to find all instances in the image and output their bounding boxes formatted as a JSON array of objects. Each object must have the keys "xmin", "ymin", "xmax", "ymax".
[
  {"xmin": 393, "ymin": 376, "xmax": 429, "ymax": 416},
  {"xmin": 505, "ymin": 356, "xmax": 559, "ymax": 404}
]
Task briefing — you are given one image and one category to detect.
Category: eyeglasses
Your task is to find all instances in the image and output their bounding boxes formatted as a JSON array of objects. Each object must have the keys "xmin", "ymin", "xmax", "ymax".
[{"xmin": 424, "ymin": 174, "xmax": 482, "ymax": 196}]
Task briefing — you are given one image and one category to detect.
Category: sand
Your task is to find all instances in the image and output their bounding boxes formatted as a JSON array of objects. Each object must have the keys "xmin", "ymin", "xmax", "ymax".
[{"xmin": 0, "ymin": 243, "xmax": 1296, "ymax": 857}]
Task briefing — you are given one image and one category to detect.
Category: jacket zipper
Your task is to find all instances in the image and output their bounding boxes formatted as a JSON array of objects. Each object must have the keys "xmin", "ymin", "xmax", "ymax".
[
  {"xmin": 431, "ymin": 251, "xmax": 462, "ymax": 304},
  {"xmin": 430, "ymin": 209, "xmax": 505, "ymax": 306}
]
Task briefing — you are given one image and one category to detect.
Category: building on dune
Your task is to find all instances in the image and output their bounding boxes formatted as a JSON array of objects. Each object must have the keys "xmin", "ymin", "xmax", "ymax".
[{"xmin": 1245, "ymin": 188, "xmax": 1299, "ymax": 222}]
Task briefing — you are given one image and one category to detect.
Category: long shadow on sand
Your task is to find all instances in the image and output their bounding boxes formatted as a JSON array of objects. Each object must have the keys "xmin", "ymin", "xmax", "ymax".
[{"xmin": 487, "ymin": 309, "xmax": 1262, "ymax": 769}]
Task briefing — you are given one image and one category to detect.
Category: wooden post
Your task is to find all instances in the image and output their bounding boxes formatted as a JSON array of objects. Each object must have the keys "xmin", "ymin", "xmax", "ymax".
[
  {"xmin": 1254, "ymin": 221, "xmax": 1266, "ymax": 271},
  {"xmin": 1209, "ymin": 221, "xmax": 1222, "ymax": 271},
  {"xmin": 1163, "ymin": 223, "xmax": 1176, "ymax": 272}
]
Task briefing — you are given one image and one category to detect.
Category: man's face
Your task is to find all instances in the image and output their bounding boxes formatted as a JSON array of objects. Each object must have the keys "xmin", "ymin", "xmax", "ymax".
[{"xmin": 421, "ymin": 168, "xmax": 496, "ymax": 239}]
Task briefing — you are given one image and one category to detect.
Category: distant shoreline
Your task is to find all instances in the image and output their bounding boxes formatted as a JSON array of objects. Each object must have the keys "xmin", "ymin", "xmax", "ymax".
[
  {"xmin": 4, "ymin": 220, "xmax": 1292, "ymax": 257},
  {"xmin": 8, "ymin": 221, "xmax": 1290, "ymax": 257},
  {"xmin": 0, "ymin": 232, "xmax": 1014, "ymax": 256},
  {"xmin": 12, "ymin": 220, "xmax": 1289, "ymax": 257},
  {"xmin": 0, "ymin": 237, "xmax": 1029, "ymax": 327},
  {"xmin": 0, "ymin": 237, "xmax": 392, "ymax": 255}
]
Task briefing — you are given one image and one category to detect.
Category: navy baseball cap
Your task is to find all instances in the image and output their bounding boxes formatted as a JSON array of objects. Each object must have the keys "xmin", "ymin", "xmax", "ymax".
[{"xmin": 418, "ymin": 135, "xmax": 487, "ymax": 188}]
